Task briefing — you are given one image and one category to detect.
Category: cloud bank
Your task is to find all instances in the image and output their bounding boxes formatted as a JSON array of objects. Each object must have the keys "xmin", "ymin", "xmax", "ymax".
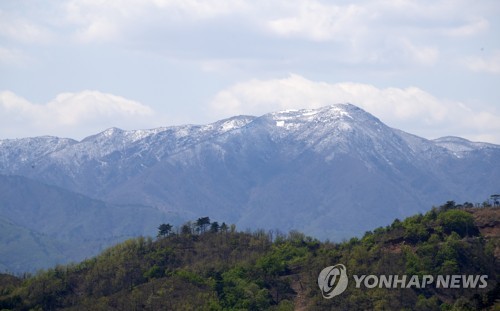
[
  {"xmin": 0, "ymin": 90, "xmax": 162, "ymax": 140},
  {"xmin": 464, "ymin": 50, "xmax": 500, "ymax": 74},
  {"xmin": 210, "ymin": 74, "xmax": 500, "ymax": 143},
  {"xmin": 1, "ymin": 76, "xmax": 499, "ymax": 144},
  {"xmin": 3, "ymin": 0, "xmax": 495, "ymax": 70},
  {"xmin": 0, "ymin": 1, "xmax": 498, "ymax": 144}
]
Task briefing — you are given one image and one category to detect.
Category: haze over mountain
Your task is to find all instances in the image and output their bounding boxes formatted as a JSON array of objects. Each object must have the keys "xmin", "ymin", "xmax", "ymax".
[
  {"xmin": 0, "ymin": 103, "xmax": 499, "ymax": 272},
  {"xmin": 0, "ymin": 174, "xmax": 176, "ymax": 273}
]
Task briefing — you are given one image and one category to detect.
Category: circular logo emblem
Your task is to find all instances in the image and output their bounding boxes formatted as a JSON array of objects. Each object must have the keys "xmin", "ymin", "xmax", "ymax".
[{"xmin": 318, "ymin": 264, "xmax": 348, "ymax": 299}]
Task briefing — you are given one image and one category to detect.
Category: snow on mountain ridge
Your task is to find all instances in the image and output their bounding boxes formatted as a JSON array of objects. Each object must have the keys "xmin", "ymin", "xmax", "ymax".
[
  {"xmin": 44, "ymin": 115, "xmax": 256, "ymax": 163},
  {"xmin": 433, "ymin": 136, "xmax": 499, "ymax": 155},
  {"xmin": 269, "ymin": 104, "xmax": 353, "ymax": 123},
  {"xmin": 262, "ymin": 104, "xmax": 408, "ymax": 159},
  {"xmin": 0, "ymin": 136, "xmax": 77, "ymax": 171},
  {"xmin": 0, "ymin": 104, "xmax": 499, "ymax": 242},
  {"xmin": 1, "ymin": 104, "xmax": 498, "ymax": 177}
]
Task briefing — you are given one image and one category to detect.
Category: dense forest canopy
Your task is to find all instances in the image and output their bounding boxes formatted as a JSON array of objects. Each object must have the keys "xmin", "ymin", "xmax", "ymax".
[{"xmin": 0, "ymin": 202, "xmax": 499, "ymax": 310}]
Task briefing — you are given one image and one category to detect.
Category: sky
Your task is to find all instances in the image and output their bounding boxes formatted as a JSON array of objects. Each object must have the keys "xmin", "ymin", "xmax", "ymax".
[{"xmin": 1, "ymin": 0, "xmax": 499, "ymax": 143}]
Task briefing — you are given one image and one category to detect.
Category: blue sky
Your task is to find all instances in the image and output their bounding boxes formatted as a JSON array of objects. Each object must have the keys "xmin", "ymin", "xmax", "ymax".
[{"xmin": 1, "ymin": 0, "xmax": 499, "ymax": 143}]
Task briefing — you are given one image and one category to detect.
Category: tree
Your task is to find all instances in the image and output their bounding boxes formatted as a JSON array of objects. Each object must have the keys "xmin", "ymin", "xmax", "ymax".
[
  {"xmin": 438, "ymin": 209, "xmax": 477, "ymax": 237},
  {"xmin": 442, "ymin": 201, "xmax": 456, "ymax": 211},
  {"xmin": 157, "ymin": 223, "xmax": 172, "ymax": 238},
  {"xmin": 181, "ymin": 223, "xmax": 192, "ymax": 235},
  {"xmin": 490, "ymin": 194, "xmax": 500, "ymax": 207},
  {"xmin": 196, "ymin": 217, "xmax": 211, "ymax": 234},
  {"xmin": 210, "ymin": 221, "xmax": 220, "ymax": 233},
  {"xmin": 220, "ymin": 222, "xmax": 228, "ymax": 233}
]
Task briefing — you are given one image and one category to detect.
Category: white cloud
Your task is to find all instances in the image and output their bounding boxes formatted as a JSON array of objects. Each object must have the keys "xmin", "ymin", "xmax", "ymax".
[
  {"xmin": 0, "ymin": 0, "xmax": 498, "ymax": 144},
  {"xmin": 0, "ymin": 10, "xmax": 54, "ymax": 44},
  {"xmin": 0, "ymin": 46, "xmax": 30, "ymax": 65},
  {"xmin": 464, "ymin": 51, "xmax": 500, "ymax": 74},
  {"xmin": 264, "ymin": 0, "xmax": 491, "ymax": 41},
  {"xmin": 1, "ymin": 0, "xmax": 491, "ymax": 70},
  {"xmin": 400, "ymin": 39, "xmax": 440, "ymax": 66},
  {"xmin": 267, "ymin": 2, "xmax": 367, "ymax": 42},
  {"xmin": 210, "ymin": 74, "xmax": 500, "ymax": 143},
  {"xmin": 60, "ymin": 0, "xmax": 491, "ymax": 45},
  {"xmin": 441, "ymin": 17, "xmax": 489, "ymax": 37},
  {"xmin": 64, "ymin": 0, "xmax": 131, "ymax": 42},
  {"xmin": 151, "ymin": 0, "xmax": 248, "ymax": 19},
  {"xmin": 64, "ymin": 0, "xmax": 248, "ymax": 42},
  {"xmin": 0, "ymin": 90, "xmax": 164, "ymax": 139}
]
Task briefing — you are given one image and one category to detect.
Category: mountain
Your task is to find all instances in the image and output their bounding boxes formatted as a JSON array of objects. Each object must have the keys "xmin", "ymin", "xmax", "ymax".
[
  {"xmin": 1, "ymin": 205, "xmax": 499, "ymax": 310},
  {"xmin": 0, "ymin": 218, "xmax": 69, "ymax": 273},
  {"xmin": 1, "ymin": 104, "xmax": 499, "ymax": 241},
  {"xmin": 0, "ymin": 174, "xmax": 179, "ymax": 273}
]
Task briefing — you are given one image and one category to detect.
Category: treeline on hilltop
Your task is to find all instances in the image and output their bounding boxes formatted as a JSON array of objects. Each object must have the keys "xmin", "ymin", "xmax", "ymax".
[
  {"xmin": 156, "ymin": 217, "xmax": 235, "ymax": 238},
  {"xmin": 0, "ymin": 202, "xmax": 499, "ymax": 310}
]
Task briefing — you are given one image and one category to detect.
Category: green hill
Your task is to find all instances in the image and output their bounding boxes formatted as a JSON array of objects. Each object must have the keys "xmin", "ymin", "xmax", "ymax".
[{"xmin": 1, "ymin": 203, "xmax": 499, "ymax": 310}]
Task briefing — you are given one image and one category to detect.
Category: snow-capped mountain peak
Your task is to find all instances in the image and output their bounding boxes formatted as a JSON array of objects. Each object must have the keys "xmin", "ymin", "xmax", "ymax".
[{"xmin": 0, "ymin": 104, "xmax": 498, "ymax": 242}]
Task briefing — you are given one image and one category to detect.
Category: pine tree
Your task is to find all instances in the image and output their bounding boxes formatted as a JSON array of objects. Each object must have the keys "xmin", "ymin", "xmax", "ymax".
[{"xmin": 157, "ymin": 223, "xmax": 172, "ymax": 238}]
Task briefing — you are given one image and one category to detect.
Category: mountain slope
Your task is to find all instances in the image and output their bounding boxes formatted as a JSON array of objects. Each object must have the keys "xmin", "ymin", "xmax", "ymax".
[
  {"xmin": 1, "ymin": 205, "xmax": 498, "ymax": 310},
  {"xmin": 0, "ymin": 218, "xmax": 69, "ymax": 273},
  {"xmin": 0, "ymin": 104, "xmax": 499, "ymax": 240},
  {"xmin": 102, "ymin": 105, "xmax": 500, "ymax": 238},
  {"xmin": 0, "ymin": 175, "xmax": 179, "ymax": 273}
]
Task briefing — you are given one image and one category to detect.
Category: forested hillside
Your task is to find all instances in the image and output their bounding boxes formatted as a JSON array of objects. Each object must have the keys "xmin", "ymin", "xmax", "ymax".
[{"xmin": 0, "ymin": 203, "xmax": 499, "ymax": 310}]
